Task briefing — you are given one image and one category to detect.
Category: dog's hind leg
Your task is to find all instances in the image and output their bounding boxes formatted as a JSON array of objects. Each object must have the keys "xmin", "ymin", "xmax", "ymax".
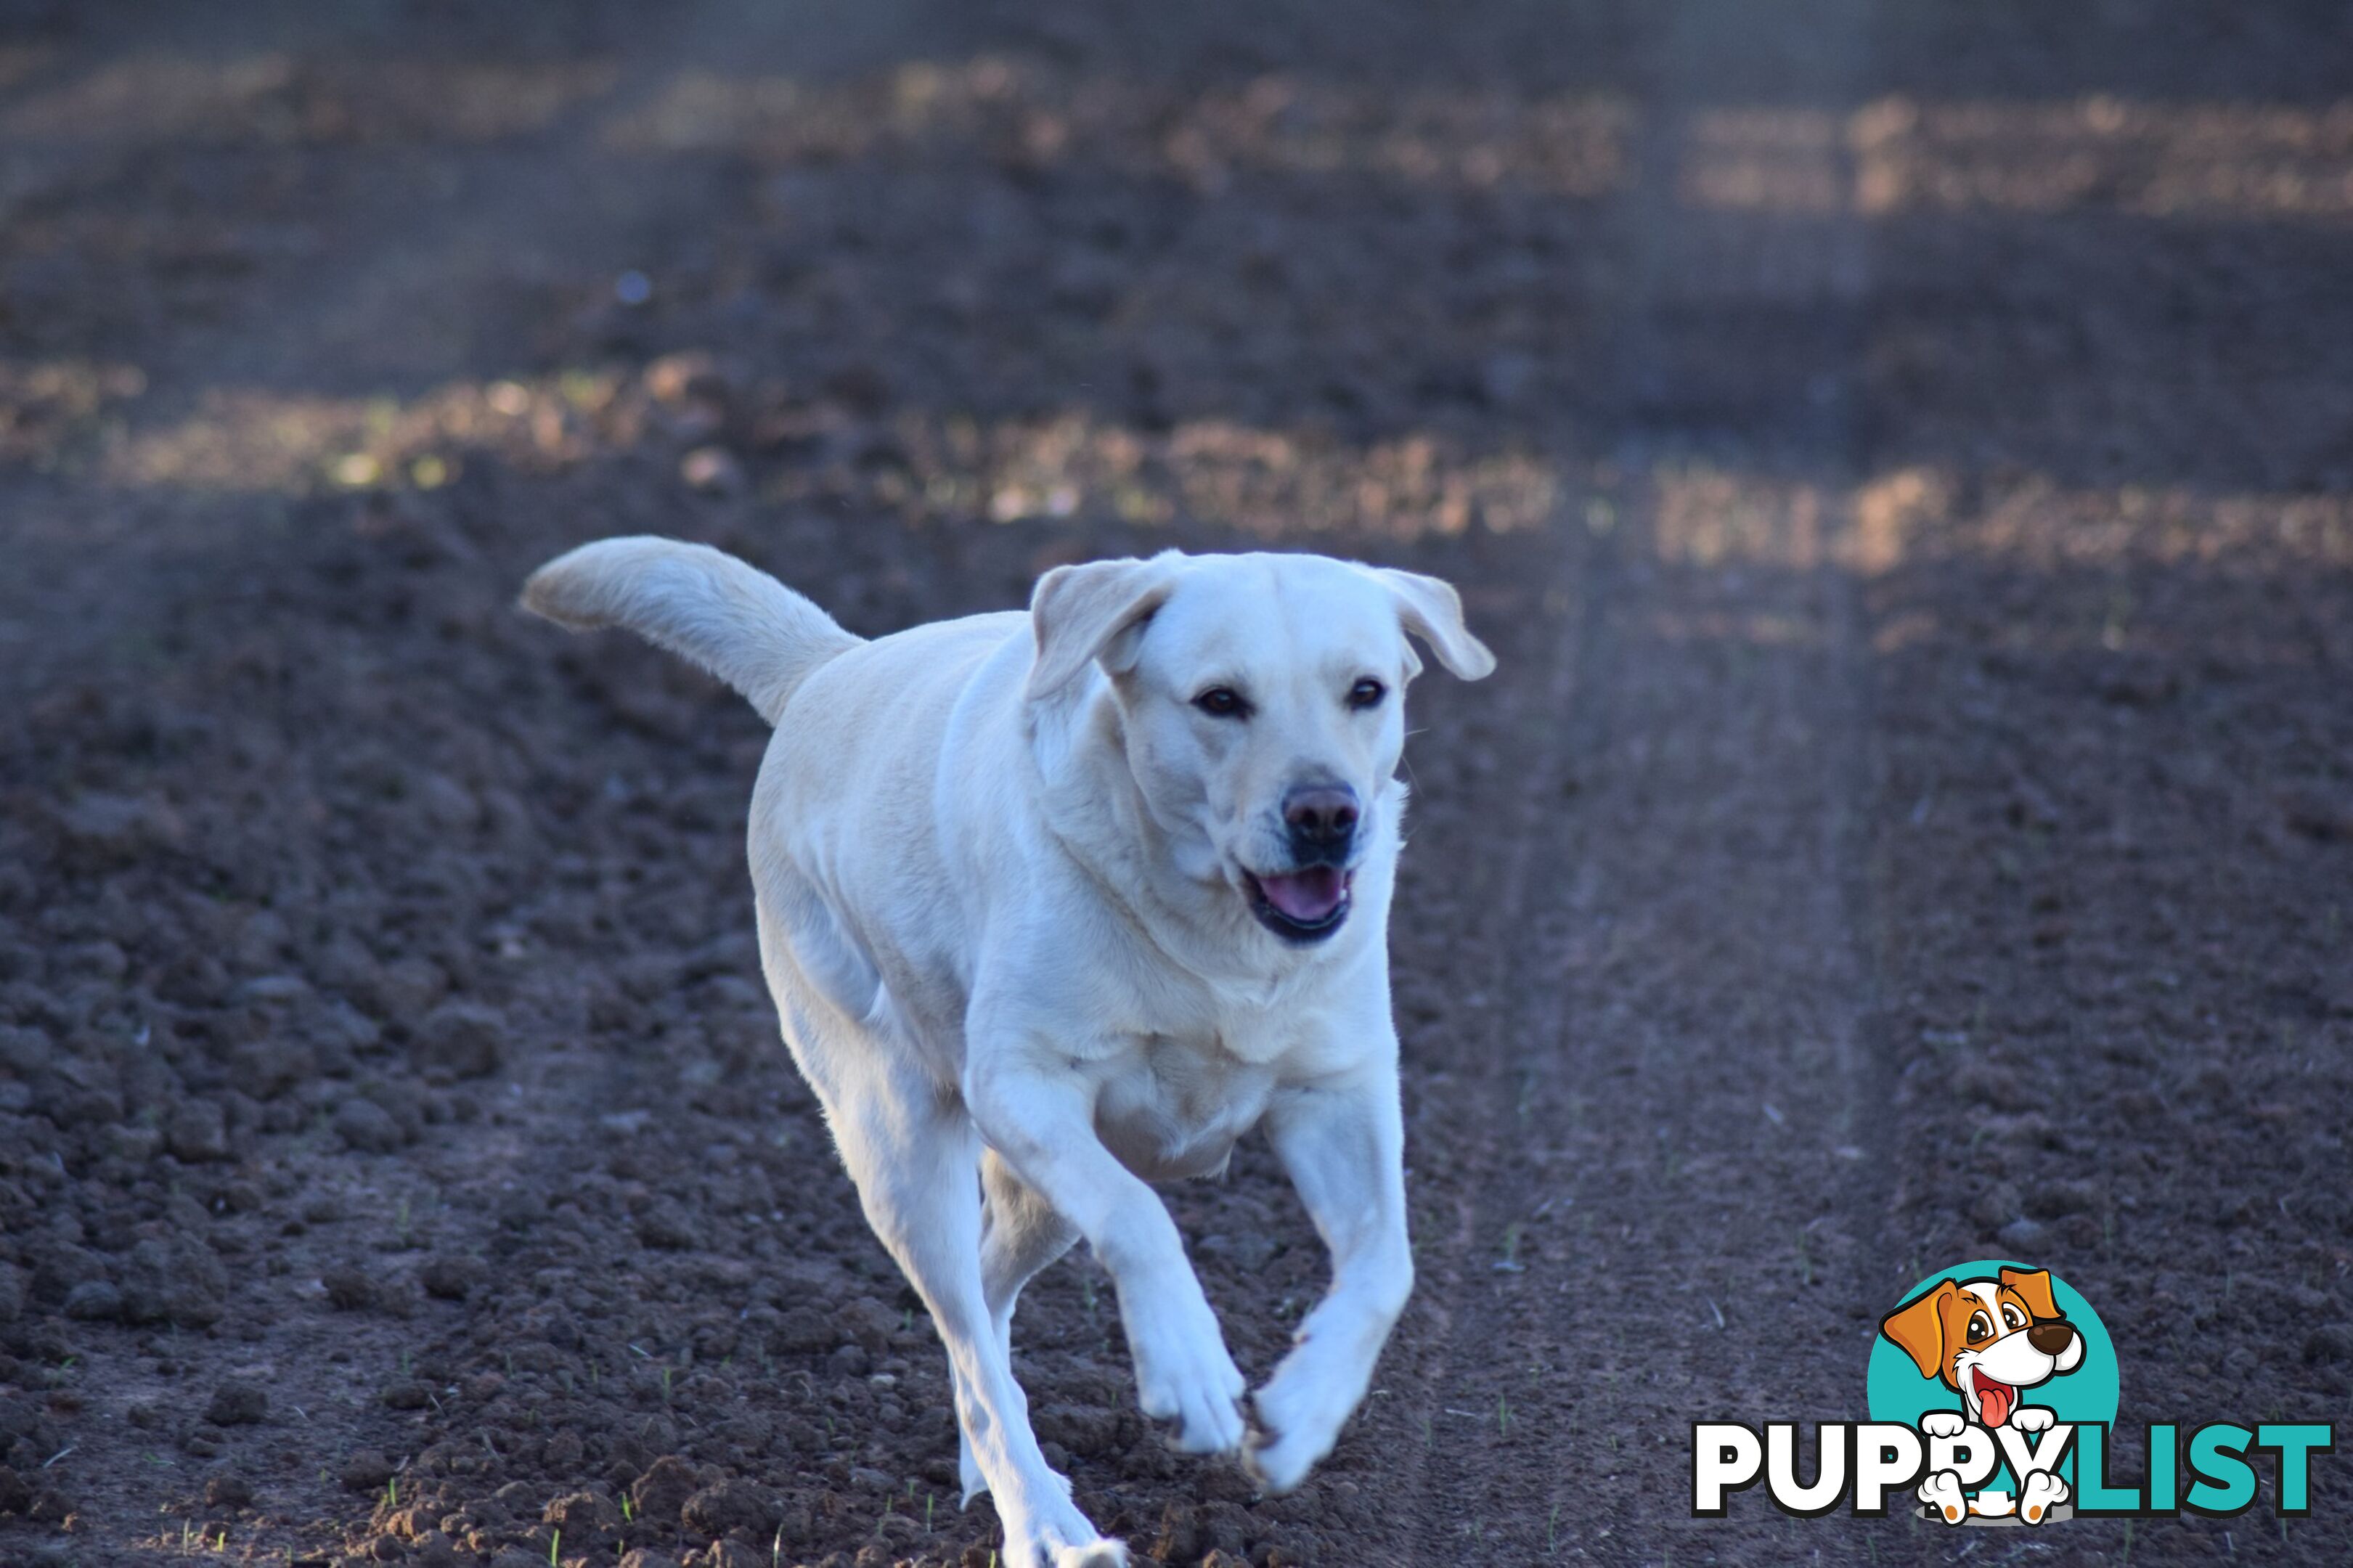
[
  {"xmin": 757, "ymin": 902, "xmax": 1112, "ymax": 1559},
  {"xmin": 982, "ymin": 1147, "xmax": 1081, "ymax": 1349},
  {"xmin": 958, "ymin": 1149, "xmax": 1080, "ymax": 1505},
  {"xmin": 825, "ymin": 1063, "xmax": 1123, "ymax": 1568}
]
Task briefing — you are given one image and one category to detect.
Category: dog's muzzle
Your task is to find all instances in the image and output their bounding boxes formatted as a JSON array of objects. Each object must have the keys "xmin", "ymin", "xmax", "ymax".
[{"xmin": 1245, "ymin": 785, "xmax": 1360, "ymax": 942}]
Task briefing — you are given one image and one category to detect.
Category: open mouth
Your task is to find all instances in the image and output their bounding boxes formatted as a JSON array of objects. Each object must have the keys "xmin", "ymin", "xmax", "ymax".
[
  {"xmin": 1241, "ymin": 866, "xmax": 1354, "ymax": 943},
  {"xmin": 1970, "ymin": 1367, "xmax": 2016, "ymax": 1429}
]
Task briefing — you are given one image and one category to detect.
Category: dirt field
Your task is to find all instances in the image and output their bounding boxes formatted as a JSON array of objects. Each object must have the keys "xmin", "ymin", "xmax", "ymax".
[{"xmin": 3, "ymin": 1, "xmax": 2350, "ymax": 1564}]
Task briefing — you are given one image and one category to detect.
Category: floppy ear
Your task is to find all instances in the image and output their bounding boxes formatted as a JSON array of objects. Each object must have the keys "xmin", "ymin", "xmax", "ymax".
[
  {"xmin": 1025, "ymin": 555, "xmax": 1178, "ymax": 703},
  {"xmin": 1363, "ymin": 565, "xmax": 1496, "ymax": 681},
  {"xmin": 1999, "ymin": 1267, "xmax": 2061, "ymax": 1321},
  {"xmin": 1881, "ymin": 1281, "xmax": 1957, "ymax": 1381}
]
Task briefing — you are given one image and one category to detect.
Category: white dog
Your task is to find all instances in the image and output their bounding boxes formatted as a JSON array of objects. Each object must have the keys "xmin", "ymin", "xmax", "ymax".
[{"xmin": 522, "ymin": 539, "xmax": 1493, "ymax": 1567}]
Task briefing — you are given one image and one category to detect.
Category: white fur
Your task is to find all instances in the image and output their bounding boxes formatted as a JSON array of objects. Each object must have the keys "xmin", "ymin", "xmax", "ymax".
[
  {"xmin": 523, "ymin": 541, "xmax": 1492, "ymax": 1568},
  {"xmin": 522, "ymin": 536, "xmax": 860, "ymax": 723}
]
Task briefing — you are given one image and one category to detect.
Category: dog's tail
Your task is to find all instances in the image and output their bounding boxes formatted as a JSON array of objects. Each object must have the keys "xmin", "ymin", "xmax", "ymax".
[{"xmin": 521, "ymin": 536, "xmax": 860, "ymax": 724}]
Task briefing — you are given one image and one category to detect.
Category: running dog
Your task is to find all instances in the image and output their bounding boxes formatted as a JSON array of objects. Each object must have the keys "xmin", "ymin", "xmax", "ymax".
[{"xmin": 522, "ymin": 539, "xmax": 1493, "ymax": 1567}]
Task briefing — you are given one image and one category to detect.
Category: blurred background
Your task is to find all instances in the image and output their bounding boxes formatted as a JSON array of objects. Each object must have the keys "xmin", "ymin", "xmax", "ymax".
[{"xmin": 1, "ymin": 1, "xmax": 2348, "ymax": 1565}]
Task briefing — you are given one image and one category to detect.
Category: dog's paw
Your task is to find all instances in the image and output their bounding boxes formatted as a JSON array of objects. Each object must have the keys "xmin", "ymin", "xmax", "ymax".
[
  {"xmin": 1245, "ymin": 1413, "xmax": 1323, "ymax": 1496},
  {"xmin": 2011, "ymin": 1405, "xmax": 2055, "ymax": 1434},
  {"xmin": 1000, "ymin": 1531, "xmax": 1127, "ymax": 1568},
  {"xmin": 1917, "ymin": 1469, "xmax": 1967, "ymax": 1526},
  {"xmin": 1247, "ymin": 1341, "xmax": 1363, "ymax": 1493},
  {"xmin": 1125, "ymin": 1287, "xmax": 1246, "ymax": 1454},
  {"xmin": 2020, "ymin": 1470, "xmax": 2068, "ymax": 1524},
  {"xmin": 1051, "ymin": 1539, "xmax": 1130, "ymax": 1568},
  {"xmin": 998, "ymin": 1494, "xmax": 1125, "ymax": 1568},
  {"xmin": 1920, "ymin": 1410, "xmax": 1967, "ymax": 1439}
]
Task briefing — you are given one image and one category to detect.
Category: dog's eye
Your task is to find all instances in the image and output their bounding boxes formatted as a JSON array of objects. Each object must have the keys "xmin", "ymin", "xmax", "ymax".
[
  {"xmin": 1967, "ymin": 1312, "xmax": 1992, "ymax": 1342},
  {"xmin": 1192, "ymin": 687, "xmax": 1248, "ymax": 719},
  {"xmin": 2001, "ymin": 1304, "xmax": 2026, "ymax": 1331},
  {"xmin": 1347, "ymin": 677, "xmax": 1387, "ymax": 710}
]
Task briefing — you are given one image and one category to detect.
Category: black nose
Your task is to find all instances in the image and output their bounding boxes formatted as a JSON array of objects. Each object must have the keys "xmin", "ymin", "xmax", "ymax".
[
  {"xmin": 2027, "ymin": 1320, "xmax": 2076, "ymax": 1357},
  {"xmin": 1283, "ymin": 784, "xmax": 1358, "ymax": 857}
]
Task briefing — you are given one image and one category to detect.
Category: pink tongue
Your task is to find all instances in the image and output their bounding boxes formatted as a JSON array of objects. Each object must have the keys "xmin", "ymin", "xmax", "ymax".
[
  {"xmin": 1978, "ymin": 1379, "xmax": 2013, "ymax": 1429},
  {"xmin": 1260, "ymin": 867, "xmax": 1345, "ymax": 922}
]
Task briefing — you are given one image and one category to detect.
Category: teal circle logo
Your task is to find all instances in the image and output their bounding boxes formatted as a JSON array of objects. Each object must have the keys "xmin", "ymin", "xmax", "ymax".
[{"xmin": 1867, "ymin": 1260, "xmax": 2118, "ymax": 1518}]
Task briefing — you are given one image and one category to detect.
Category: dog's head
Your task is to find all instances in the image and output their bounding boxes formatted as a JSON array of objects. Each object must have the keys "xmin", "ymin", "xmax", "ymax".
[
  {"xmin": 1880, "ymin": 1267, "xmax": 2085, "ymax": 1428},
  {"xmin": 1026, "ymin": 550, "xmax": 1493, "ymax": 944}
]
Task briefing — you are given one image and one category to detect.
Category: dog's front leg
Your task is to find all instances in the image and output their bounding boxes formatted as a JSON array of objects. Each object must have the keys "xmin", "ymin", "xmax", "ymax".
[
  {"xmin": 1247, "ymin": 1062, "xmax": 1413, "ymax": 1493},
  {"xmin": 967, "ymin": 1043, "xmax": 1247, "ymax": 1456}
]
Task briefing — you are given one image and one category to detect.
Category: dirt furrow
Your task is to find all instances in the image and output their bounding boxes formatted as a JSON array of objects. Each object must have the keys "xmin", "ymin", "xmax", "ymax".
[
  {"xmin": 1361, "ymin": 486, "xmax": 1619, "ymax": 1566},
  {"xmin": 1388, "ymin": 1, "xmax": 1906, "ymax": 1561}
]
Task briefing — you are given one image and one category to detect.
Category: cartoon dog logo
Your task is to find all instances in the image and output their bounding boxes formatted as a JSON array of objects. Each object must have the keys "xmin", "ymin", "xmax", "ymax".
[{"xmin": 1880, "ymin": 1266, "xmax": 2085, "ymax": 1524}]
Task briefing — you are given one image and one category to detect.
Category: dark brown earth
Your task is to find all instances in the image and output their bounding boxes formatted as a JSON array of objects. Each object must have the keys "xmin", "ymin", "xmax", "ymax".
[{"xmin": 4, "ymin": 1, "xmax": 2350, "ymax": 1564}]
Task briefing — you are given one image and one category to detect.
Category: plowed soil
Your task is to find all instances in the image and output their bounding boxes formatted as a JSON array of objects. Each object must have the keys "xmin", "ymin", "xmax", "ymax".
[{"xmin": 3, "ymin": 1, "xmax": 2349, "ymax": 1565}]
